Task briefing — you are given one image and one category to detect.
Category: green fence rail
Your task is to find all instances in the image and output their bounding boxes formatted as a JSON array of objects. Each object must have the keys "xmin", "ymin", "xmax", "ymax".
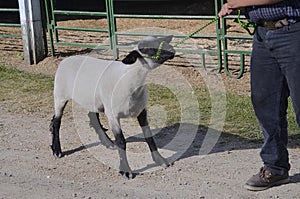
[
  {"xmin": 220, "ymin": 10, "xmax": 253, "ymax": 78},
  {"xmin": 0, "ymin": 8, "xmax": 22, "ymax": 39},
  {"xmin": 107, "ymin": 12, "xmax": 223, "ymax": 73},
  {"xmin": 44, "ymin": 0, "xmax": 252, "ymax": 78},
  {"xmin": 44, "ymin": 0, "xmax": 114, "ymax": 56}
]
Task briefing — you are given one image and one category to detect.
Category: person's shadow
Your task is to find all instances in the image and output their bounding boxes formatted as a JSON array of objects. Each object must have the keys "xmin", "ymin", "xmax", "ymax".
[{"xmin": 290, "ymin": 173, "xmax": 300, "ymax": 183}]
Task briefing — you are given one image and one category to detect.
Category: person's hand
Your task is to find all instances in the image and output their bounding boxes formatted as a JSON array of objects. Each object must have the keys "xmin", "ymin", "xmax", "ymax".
[
  {"xmin": 218, "ymin": 0, "xmax": 285, "ymax": 18},
  {"xmin": 218, "ymin": 3, "xmax": 235, "ymax": 18}
]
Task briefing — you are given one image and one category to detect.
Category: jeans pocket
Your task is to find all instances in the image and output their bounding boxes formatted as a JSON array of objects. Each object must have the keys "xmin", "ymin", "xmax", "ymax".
[
  {"xmin": 253, "ymin": 26, "xmax": 266, "ymax": 43},
  {"xmin": 280, "ymin": 21, "xmax": 300, "ymax": 33},
  {"xmin": 289, "ymin": 21, "xmax": 300, "ymax": 32}
]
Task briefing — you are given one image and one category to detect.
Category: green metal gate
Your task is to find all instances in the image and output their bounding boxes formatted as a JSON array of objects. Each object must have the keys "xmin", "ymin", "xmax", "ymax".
[
  {"xmin": 44, "ymin": 0, "xmax": 253, "ymax": 78},
  {"xmin": 0, "ymin": 8, "xmax": 21, "ymax": 39},
  {"xmin": 43, "ymin": 0, "xmax": 114, "ymax": 55}
]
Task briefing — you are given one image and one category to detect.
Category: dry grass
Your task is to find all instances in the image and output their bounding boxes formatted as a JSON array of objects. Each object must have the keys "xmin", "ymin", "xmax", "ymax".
[{"xmin": 1, "ymin": 60, "xmax": 300, "ymax": 147}]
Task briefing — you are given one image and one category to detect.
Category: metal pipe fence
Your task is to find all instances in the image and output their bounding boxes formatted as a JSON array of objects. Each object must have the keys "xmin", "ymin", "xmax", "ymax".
[
  {"xmin": 0, "ymin": 8, "xmax": 22, "ymax": 39},
  {"xmin": 44, "ymin": 0, "xmax": 253, "ymax": 78},
  {"xmin": 43, "ymin": 0, "xmax": 114, "ymax": 56}
]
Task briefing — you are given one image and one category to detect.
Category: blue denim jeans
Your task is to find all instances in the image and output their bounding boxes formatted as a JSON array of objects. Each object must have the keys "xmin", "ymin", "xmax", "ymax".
[{"xmin": 250, "ymin": 22, "xmax": 300, "ymax": 175}]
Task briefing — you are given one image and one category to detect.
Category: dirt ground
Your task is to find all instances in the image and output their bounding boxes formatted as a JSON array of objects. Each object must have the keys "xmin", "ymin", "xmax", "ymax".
[{"xmin": 1, "ymin": 18, "xmax": 300, "ymax": 199}]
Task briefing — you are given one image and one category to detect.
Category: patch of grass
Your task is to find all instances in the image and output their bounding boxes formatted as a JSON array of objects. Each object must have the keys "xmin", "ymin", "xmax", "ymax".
[
  {"xmin": 148, "ymin": 84, "xmax": 299, "ymax": 144},
  {"xmin": 1, "ymin": 64, "xmax": 298, "ymax": 144},
  {"xmin": 0, "ymin": 64, "xmax": 54, "ymax": 116},
  {"xmin": 148, "ymin": 85, "xmax": 181, "ymax": 126},
  {"xmin": 148, "ymin": 85, "xmax": 212, "ymax": 127},
  {"xmin": 226, "ymin": 93, "xmax": 299, "ymax": 143},
  {"xmin": 148, "ymin": 85, "xmax": 261, "ymax": 141},
  {"xmin": 225, "ymin": 93, "xmax": 262, "ymax": 141}
]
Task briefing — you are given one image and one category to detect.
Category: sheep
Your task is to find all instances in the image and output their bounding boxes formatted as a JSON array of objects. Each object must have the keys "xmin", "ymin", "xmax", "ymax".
[{"xmin": 49, "ymin": 35, "xmax": 175, "ymax": 178}]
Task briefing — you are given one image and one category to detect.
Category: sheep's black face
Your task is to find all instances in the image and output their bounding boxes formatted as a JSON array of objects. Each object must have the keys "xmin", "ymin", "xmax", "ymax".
[{"xmin": 138, "ymin": 35, "xmax": 175, "ymax": 64}]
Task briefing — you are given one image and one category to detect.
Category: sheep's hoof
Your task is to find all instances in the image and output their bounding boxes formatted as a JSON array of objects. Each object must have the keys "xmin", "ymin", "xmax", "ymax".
[
  {"xmin": 152, "ymin": 152, "xmax": 170, "ymax": 168},
  {"xmin": 119, "ymin": 171, "xmax": 135, "ymax": 179},
  {"xmin": 53, "ymin": 152, "xmax": 62, "ymax": 158},
  {"xmin": 51, "ymin": 145, "xmax": 62, "ymax": 158},
  {"xmin": 160, "ymin": 160, "xmax": 171, "ymax": 169}
]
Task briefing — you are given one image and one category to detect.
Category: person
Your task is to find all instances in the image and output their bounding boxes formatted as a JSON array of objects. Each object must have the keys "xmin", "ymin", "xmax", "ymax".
[{"xmin": 218, "ymin": 0, "xmax": 300, "ymax": 191}]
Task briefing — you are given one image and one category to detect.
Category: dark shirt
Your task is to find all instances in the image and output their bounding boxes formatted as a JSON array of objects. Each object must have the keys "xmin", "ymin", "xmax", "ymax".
[{"xmin": 246, "ymin": 0, "xmax": 300, "ymax": 23}]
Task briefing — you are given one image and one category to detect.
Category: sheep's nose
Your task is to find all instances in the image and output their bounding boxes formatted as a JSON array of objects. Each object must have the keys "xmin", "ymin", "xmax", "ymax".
[
  {"xmin": 171, "ymin": 48, "xmax": 176, "ymax": 54},
  {"xmin": 170, "ymin": 52, "xmax": 175, "ymax": 59},
  {"xmin": 170, "ymin": 48, "xmax": 176, "ymax": 56},
  {"xmin": 166, "ymin": 46, "xmax": 175, "ymax": 53}
]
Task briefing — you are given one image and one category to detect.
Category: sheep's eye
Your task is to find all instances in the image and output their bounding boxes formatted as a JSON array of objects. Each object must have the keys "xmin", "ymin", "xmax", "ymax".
[{"xmin": 139, "ymin": 48, "xmax": 157, "ymax": 56}]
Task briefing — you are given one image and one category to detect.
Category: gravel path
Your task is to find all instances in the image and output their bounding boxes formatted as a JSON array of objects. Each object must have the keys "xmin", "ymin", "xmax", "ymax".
[{"xmin": 1, "ymin": 109, "xmax": 300, "ymax": 199}]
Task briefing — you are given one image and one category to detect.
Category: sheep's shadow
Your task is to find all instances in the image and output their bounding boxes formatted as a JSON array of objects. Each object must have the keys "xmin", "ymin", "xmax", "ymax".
[
  {"xmin": 62, "ymin": 141, "xmax": 102, "ymax": 157},
  {"xmin": 126, "ymin": 123, "xmax": 300, "ymax": 178},
  {"xmin": 125, "ymin": 123, "xmax": 263, "ymax": 173},
  {"xmin": 61, "ymin": 122, "xmax": 300, "ymax": 180},
  {"xmin": 56, "ymin": 48, "xmax": 93, "ymax": 57}
]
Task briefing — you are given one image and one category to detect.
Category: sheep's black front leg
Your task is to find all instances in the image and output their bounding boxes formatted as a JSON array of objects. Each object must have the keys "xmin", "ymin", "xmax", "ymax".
[
  {"xmin": 49, "ymin": 115, "xmax": 62, "ymax": 158},
  {"xmin": 137, "ymin": 109, "xmax": 170, "ymax": 168},
  {"xmin": 115, "ymin": 133, "xmax": 134, "ymax": 179},
  {"xmin": 109, "ymin": 119, "xmax": 133, "ymax": 179},
  {"xmin": 88, "ymin": 112, "xmax": 115, "ymax": 149}
]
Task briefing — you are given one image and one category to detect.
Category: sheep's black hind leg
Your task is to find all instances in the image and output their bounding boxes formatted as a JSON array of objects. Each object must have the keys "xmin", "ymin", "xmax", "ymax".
[
  {"xmin": 50, "ymin": 100, "xmax": 68, "ymax": 158},
  {"xmin": 88, "ymin": 112, "xmax": 115, "ymax": 149},
  {"xmin": 137, "ymin": 109, "xmax": 170, "ymax": 168},
  {"xmin": 50, "ymin": 115, "xmax": 63, "ymax": 158}
]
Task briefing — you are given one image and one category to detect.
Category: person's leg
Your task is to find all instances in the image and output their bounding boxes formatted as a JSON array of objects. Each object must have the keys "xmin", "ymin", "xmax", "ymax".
[
  {"xmin": 250, "ymin": 26, "xmax": 290, "ymax": 176},
  {"xmin": 245, "ymin": 22, "xmax": 300, "ymax": 191},
  {"xmin": 274, "ymin": 22, "xmax": 300, "ymax": 130}
]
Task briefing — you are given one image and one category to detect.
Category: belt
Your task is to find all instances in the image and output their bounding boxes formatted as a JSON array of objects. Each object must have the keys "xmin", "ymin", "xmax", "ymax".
[{"xmin": 259, "ymin": 18, "xmax": 289, "ymax": 30}]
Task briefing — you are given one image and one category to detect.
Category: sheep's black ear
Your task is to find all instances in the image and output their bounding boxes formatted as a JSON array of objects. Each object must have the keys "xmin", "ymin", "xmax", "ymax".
[{"xmin": 122, "ymin": 50, "xmax": 142, "ymax": 64}]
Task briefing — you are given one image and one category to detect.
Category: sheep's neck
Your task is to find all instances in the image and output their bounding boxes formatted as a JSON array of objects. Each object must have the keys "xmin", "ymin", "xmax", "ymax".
[{"xmin": 131, "ymin": 61, "xmax": 149, "ymax": 86}]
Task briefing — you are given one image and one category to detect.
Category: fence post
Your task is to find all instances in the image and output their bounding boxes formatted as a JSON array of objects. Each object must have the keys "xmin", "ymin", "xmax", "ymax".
[{"xmin": 18, "ymin": 0, "xmax": 47, "ymax": 65}]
